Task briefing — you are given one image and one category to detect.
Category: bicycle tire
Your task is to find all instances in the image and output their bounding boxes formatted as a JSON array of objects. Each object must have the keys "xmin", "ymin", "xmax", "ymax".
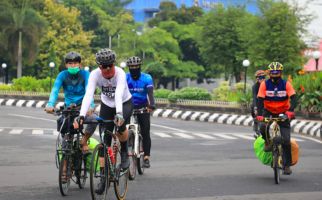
[
  {"xmin": 273, "ymin": 150, "xmax": 280, "ymax": 184},
  {"xmin": 90, "ymin": 144, "xmax": 109, "ymax": 200},
  {"xmin": 114, "ymin": 150, "xmax": 129, "ymax": 200},
  {"xmin": 59, "ymin": 155, "xmax": 71, "ymax": 196},
  {"xmin": 77, "ymin": 153, "xmax": 87, "ymax": 189},
  {"xmin": 137, "ymin": 135, "xmax": 145, "ymax": 175},
  {"xmin": 128, "ymin": 129, "xmax": 137, "ymax": 180}
]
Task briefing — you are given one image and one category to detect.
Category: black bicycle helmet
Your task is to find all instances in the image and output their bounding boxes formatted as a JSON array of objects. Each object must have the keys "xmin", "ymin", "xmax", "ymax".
[
  {"xmin": 64, "ymin": 51, "xmax": 82, "ymax": 63},
  {"xmin": 95, "ymin": 48, "xmax": 116, "ymax": 65},
  {"xmin": 126, "ymin": 56, "xmax": 142, "ymax": 66}
]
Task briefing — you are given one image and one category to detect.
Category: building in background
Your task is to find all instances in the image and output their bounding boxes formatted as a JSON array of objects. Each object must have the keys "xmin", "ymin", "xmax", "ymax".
[{"xmin": 125, "ymin": 0, "xmax": 258, "ymax": 22}]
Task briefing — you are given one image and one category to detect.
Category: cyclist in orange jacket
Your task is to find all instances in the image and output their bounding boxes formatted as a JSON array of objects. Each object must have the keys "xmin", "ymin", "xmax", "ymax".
[{"xmin": 256, "ymin": 62, "xmax": 297, "ymax": 175}]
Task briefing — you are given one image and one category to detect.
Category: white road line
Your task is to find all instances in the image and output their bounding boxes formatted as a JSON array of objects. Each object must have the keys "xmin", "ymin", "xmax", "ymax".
[
  {"xmin": 0, "ymin": 126, "xmax": 56, "ymax": 130},
  {"xmin": 213, "ymin": 134, "xmax": 237, "ymax": 140},
  {"xmin": 192, "ymin": 133, "xmax": 216, "ymax": 139},
  {"xmin": 234, "ymin": 134, "xmax": 254, "ymax": 140},
  {"xmin": 151, "ymin": 124, "xmax": 187, "ymax": 132},
  {"xmin": 295, "ymin": 135, "xmax": 322, "ymax": 144},
  {"xmin": 32, "ymin": 130, "xmax": 44, "ymax": 135},
  {"xmin": 0, "ymin": 99, "xmax": 4, "ymax": 105},
  {"xmin": 0, "ymin": 129, "xmax": 3, "ymax": 132},
  {"xmin": 9, "ymin": 129, "xmax": 23, "ymax": 134},
  {"xmin": 171, "ymin": 132, "xmax": 194, "ymax": 139},
  {"xmin": 152, "ymin": 132, "xmax": 172, "ymax": 138},
  {"xmin": 9, "ymin": 114, "xmax": 56, "ymax": 122},
  {"xmin": 291, "ymin": 137, "xmax": 305, "ymax": 142}
]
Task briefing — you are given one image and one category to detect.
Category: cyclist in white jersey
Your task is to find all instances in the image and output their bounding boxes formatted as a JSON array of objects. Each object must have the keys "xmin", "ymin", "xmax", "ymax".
[{"xmin": 74, "ymin": 48, "xmax": 133, "ymax": 194}]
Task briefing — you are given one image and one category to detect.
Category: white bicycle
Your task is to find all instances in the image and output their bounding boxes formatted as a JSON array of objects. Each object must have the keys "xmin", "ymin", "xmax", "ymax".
[{"xmin": 127, "ymin": 108, "xmax": 149, "ymax": 180}]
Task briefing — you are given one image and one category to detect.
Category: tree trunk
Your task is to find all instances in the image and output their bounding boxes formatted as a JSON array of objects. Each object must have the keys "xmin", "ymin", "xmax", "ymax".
[{"xmin": 17, "ymin": 31, "xmax": 22, "ymax": 78}]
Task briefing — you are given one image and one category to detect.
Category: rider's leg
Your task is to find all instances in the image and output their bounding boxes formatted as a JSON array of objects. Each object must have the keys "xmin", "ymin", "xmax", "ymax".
[
  {"xmin": 116, "ymin": 99, "xmax": 133, "ymax": 169},
  {"xmin": 138, "ymin": 113, "xmax": 151, "ymax": 164},
  {"xmin": 280, "ymin": 120, "xmax": 292, "ymax": 174},
  {"xmin": 81, "ymin": 113, "xmax": 98, "ymax": 153}
]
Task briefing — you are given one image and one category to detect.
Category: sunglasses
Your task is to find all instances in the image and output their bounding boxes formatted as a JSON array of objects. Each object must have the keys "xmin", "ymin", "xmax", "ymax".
[
  {"xmin": 270, "ymin": 70, "xmax": 281, "ymax": 75},
  {"xmin": 257, "ymin": 76, "xmax": 265, "ymax": 80},
  {"xmin": 100, "ymin": 64, "xmax": 114, "ymax": 69}
]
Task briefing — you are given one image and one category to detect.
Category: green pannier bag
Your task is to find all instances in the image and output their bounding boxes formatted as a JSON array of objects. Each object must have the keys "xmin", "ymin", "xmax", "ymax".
[
  {"xmin": 86, "ymin": 138, "xmax": 100, "ymax": 172},
  {"xmin": 253, "ymin": 136, "xmax": 272, "ymax": 165}
]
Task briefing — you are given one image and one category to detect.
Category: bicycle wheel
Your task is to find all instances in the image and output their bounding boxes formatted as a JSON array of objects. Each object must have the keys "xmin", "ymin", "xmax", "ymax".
[
  {"xmin": 114, "ymin": 149, "xmax": 129, "ymax": 200},
  {"xmin": 90, "ymin": 144, "xmax": 110, "ymax": 200},
  {"xmin": 55, "ymin": 133, "xmax": 62, "ymax": 169},
  {"xmin": 128, "ymin": 129, "xmax": 137, "ymax": 180},
  {"xmin": 59, "ymin": 155, "xmax": 72, "ymax": 196},
  {"xmin": 137, "ymin": 135, "xmax": 144, "ymax": 175},
  {"xmin": 273, "ymin": 150, "xmax": 280, "ymax": 184},
  {"xmin": 77, "ymin": 153, "xmax": 87, "ymax": 189}
]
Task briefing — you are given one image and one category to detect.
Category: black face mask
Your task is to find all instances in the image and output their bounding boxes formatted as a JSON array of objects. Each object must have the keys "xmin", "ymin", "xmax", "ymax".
[
  {"xmin": 271, "ymin": 77, "xmax": 281, "ymax": 84},
  {"xmin": 129, "ymin": 68, "xmax": 141, "ymax": 80}
]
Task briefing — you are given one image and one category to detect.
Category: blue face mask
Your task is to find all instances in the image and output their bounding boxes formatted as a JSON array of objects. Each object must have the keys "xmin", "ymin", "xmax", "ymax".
[{"xmin": 68, "ymin": 67, "xmax": 80, "ymax": 75}]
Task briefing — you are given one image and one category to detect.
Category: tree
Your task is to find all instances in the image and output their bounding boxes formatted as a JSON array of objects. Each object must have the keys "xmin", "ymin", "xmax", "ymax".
[
  {"xmin": 196, "ymin": 5, "xmax": 254, "ymax": 82},
  {"xmin": 0, "ymin": 0, "xmax": 46, "ymax": 78},
  {"xmin": 34, "ymin": 0, "xmax": 94, "ymax": 78},
  {"xmin": 247, "ymin": 0, "xmax": 307, "ymax": 75}
]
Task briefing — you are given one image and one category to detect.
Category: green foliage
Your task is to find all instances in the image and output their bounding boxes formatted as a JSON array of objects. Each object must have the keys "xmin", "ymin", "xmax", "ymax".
[
  {"xmin": 213, "ymin": 81, "xmax": 251, "ymax": 102},
  {"xmin": 168, "ymin": 87, "xmax": 211, "ymax": 102},
  {"xmin": 0, "ymin": 84, "xmax": 13, "ymax": 91},
  {"xmin": 11, "ymin": 76, "xmax": 52, "ymax": 92},
  {"xmin": 292, "ymin": 72, "xmax": 322, "ymax": 112},
  {"xmin": 154, "ymin": 89, "xmax": 172, "ymax": 98},
  {"xmin": 35, "ymin": 0, "xmax": 95, "ymax": 78}
]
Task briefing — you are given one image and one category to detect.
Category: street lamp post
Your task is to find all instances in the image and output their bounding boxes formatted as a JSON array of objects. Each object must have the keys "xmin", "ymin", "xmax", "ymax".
[
  {"xmin": 1, "ymin": 63, "xmax": 7, "ymax": 84},
  {"xmin": 242, "ymin": 59, "xmax": 250, "ymax": 94},
  {"xmin": 49, "ymin": 62, "xmax": 55, "ymax": 91},
  {"xmin": 312, "ymin": 50, "xmax": 321, "ymax": 71},
  {"xmin": 120, "ymin": 62, "xmax": 126, "ymax": 69}
]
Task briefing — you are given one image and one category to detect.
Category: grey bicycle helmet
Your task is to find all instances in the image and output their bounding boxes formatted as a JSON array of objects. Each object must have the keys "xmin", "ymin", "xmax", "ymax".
[
  {"xmin": 126, "ymin": 56, "xmax": 142, "ymax": 66},
  {"xmin": 64, "ymin": 51, "xmax": 82, "ymax": 63},
  {"xmin": 95, "ymin": 48, "xmax": 116, "ymax": 65}
]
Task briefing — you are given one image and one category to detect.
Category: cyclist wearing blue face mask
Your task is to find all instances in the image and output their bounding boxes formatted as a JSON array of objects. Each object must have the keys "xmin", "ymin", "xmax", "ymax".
[{"xmin": 45, "ymin": 51, "xmax": 96, "ymax": 154}]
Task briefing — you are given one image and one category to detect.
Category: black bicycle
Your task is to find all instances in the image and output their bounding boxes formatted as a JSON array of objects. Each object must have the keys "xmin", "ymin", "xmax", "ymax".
[
  {"xmin": 54, "ymin": 105, "xmax": 87, "ymax": 196},
  {"xmin": 83, "ymin": 118, "xmax": 129, "ymax": 200},
  {"xmin": 264, "ymin": 114, "xmax": 289, "ymax": 184}
]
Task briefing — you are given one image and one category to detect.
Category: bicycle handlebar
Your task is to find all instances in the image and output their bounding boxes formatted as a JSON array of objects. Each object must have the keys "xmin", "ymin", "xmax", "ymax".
[
  {"xmin": 133, "ymin": 107, "xmax": 150, "ymax": 115},
  {"xmin": 264, "ymin": 114, "xmax": 288, "ymax": 123}
]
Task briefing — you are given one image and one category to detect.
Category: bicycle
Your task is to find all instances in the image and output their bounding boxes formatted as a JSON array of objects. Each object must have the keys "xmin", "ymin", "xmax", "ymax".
[
  {"xmin": 53, "ymin": 104, "xmax": 88, "ymax": 196},
  {"xmin": 127, "ymin": 108, "xmax": 148, "ymax": 180},
  {"xmin": 263, "ymin": 114, "xmax": 289, "ymax": 184},
  {"xmin": 83, "ymin": 118, "xmax": 129, "ymax": 200}
]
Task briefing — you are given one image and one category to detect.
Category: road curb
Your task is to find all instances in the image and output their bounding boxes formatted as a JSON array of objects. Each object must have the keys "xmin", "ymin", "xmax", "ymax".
[{"xmin": 1, "ymin": 98, "xmax": 321, "ymax": 139}]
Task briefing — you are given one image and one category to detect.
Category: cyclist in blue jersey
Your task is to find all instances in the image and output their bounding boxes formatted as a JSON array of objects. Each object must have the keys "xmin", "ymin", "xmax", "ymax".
[
  {"xmin": 45, "ymin": 52, "xmax": 97, "ymax": 154},
  {"xmin": 126, "ymin": 56, "xmax": 156, "ymax": 168}
]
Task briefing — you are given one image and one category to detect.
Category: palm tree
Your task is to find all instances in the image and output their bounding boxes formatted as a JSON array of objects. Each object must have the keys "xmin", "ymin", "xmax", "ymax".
[{"xmin": 0, "ymin": 0, "xmax": 46, "ymax": 78}]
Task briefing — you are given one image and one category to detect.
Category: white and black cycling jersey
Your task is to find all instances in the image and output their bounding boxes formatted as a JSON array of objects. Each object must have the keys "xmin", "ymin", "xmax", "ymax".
[{"xmin": 80, "ymin": 66, "xmax": 132, "ymax": 116}]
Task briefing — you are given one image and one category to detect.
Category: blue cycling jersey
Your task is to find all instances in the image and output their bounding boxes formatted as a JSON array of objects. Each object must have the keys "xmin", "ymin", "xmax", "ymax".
[
  {"xmin": 47, "ymin": 70, "xmax": 94, "ymax": 108},
  {"xmin": 126, "ymin": 73, "xmax": 153, "ymax": 108}
]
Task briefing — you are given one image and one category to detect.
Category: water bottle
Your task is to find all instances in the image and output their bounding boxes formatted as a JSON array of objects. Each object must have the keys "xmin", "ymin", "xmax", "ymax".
[{"xmin": 108, "ymin": 147, "xmax": 115, "ymax": 164}]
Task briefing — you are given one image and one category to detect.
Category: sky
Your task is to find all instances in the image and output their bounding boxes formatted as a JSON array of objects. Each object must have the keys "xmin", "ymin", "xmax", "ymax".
[{"xmin": 285, "ymin": 0, "xmax": 322, "ymax": 47}]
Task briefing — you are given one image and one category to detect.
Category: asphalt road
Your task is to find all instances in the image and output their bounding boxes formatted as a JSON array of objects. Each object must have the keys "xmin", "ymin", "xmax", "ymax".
[{"xmin": 0, "ymin": 106, "xmax": 322, "ymax": 200}]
